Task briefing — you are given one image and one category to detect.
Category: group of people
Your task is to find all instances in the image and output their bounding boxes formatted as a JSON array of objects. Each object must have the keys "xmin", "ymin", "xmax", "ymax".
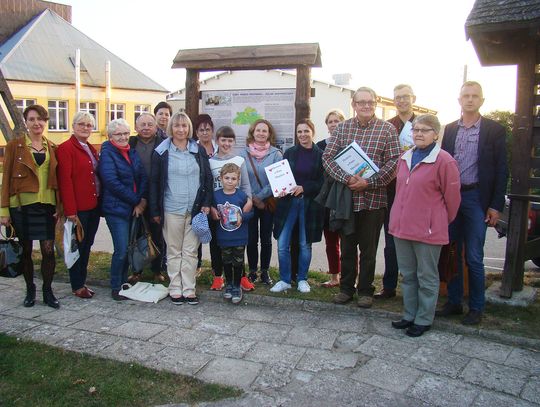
[{"xmin": 0, "ymin": 80, "xmax": 507, "ymax": 337}]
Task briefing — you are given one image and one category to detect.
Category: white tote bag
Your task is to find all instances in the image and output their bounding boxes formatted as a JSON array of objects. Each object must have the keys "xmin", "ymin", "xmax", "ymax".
[
  {"xmin": 119, "ymin": 282, "xmax": 169, "ymax": 303},
  {"xmin": 63, "ymin": 219, "xmax": 80, "ymax": 269}
]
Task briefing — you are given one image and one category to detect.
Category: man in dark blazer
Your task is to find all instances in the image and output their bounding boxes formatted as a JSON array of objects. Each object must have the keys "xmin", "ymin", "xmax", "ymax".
[{"xmin": 437, "ymin": 81, "xmax": 507, "ymax": 325}]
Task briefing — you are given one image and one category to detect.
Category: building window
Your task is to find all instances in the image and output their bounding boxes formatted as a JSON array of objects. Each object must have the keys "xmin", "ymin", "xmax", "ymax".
[
  {"xmin": 110, "ymin": 103, "xmax": 125, "ymax": 121},
  {"xmin": 48, "ymin": 100, "xmax": 68, "ymax": 131},
  {"xmin": 14, "ymin": 99, "xmax": 36, "ymax": 115},
  {"xmin": 80, "ymin": 102, "xmax": 98, "ymax": 130},
  {"xmin": 134, "ymin": 104, "xmax": 150, "ymax": 122}
]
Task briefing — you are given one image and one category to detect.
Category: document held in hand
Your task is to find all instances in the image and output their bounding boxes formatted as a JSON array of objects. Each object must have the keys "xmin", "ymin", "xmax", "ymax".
[
  {"xmin": 265, "ymin": 159, "xmax": 297, "ymax": 197},
  {"xmin": 333, "ymin": 141, "xmax": 379, "ymax": 179}
]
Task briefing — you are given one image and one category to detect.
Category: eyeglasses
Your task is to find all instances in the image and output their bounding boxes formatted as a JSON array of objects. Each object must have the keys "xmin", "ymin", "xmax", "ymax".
[
  {"xmin": 395, "ymin": 95, "xmax": 413, "ymax": 101},
  {"xmin": 76, "ymin": 122, "xmax": 94, "ymax": 128},
  {"xmin": 412, "ymin": 128, "xmax": 435, "ymax": 135},
  {"xmin": 353, "ymin": 100, "xmax": 377, "ymax": 107},
  {"xmin": 111, "ymin": 132, "xmax": 130, "ymax": 138}
]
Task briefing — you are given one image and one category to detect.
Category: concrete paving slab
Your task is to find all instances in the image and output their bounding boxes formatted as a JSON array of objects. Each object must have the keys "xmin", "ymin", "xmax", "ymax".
[
  {"xmin": 350, "ymin": 357, "xmax": 421, "ymax": 394},
  {"xmin": 295, "ymin": 348, "xmax": 360, "ymax": 372},
  {"xmin": 271, "ymin": 309, "xmax": 321, "ymax": 327},
  {"xmin": 0, "ymin": 315, "xmax": 41, "ymax": 335},
  {"xmin": 19, "ymin": 323, "xmax": 78, "ymax": 345},
  {"xmin": 237, "ymin": 321, "xmax": 291, "ymax": 344},
  {"xmin": 109, "ymin": 320, "xmax": 168, "ymax": 340},
  {"xmin": 61, "ymin": 331, "xmax": 119, "ymax": 355},
  {"xmin": 251, "ymin": 363, "xmax": 293, "ymax": 390},
  {"xmin": 407, "ymin": 374, "xmax": 479, "ymax": 407},
  {"xmin": 313, "ymin": 313, "xmax": 366, "ymax": 333},
  {"xmin": 472, "ymin": 390, "xmax": 537, "ymax": 407},
  {"xmin": 406, "ymin": 346, "xmax": 470, "ymax": 378},
  {"xmin": 101, "ymin": 337, "xmax": 164, "ymax": 363},
  {"xmin": 333, "ymin": 332, "xmax": 370, "ymax": 351},
  {"xmin": 147, "ymin": 346, "xmax": 212, "ymax": 376},
  {"xmin": 195, "ymin": 334, "xmax": 256, "ymax": 359},
  {"xmin": 362, "ymin": 317, "xmax": 409, "ymax": 340},
  {"xmin": 284, "ymin": 326, "xmax": 339, "ymax": 350},
  {"xmin": 35, "ymin": 308, "xmax": 91, "ymax": 327},
  {"xmin": 459, "ymin": 359, "xmax": 529, "ymax": 396},
  {"xmin": 69, "ymin": 314, "xmax": 128, "ymax": 334},
  {"xmin": 355, "ymin": 334, "xmax": 419, "ymax": 364},
  {"xmin": 148, "ymin": 326, "xmax": 212, "ymax": 350},
  {"xmin": 230, "ymin": 305, "xmax": 278, "ymax": 323},
  {"xmin": 521, "ymin": 376, "xmax": 540, "ymax": 405},
  {"xmin": 399, "ymin": 329, "xmax": 463, "ymax": 351},
  {"xmin": 193, "ymin": 315, "xmax": 247, "ymax": 336},
  {"xmin": 243, "ymin": 341, "xmax": 306, "ymax": 367},
  {"xmin": 1, "ymin": 303, "xmax": 57, "ymax": 319},
  {"xmin": 504, "ymin": 347, "xmax": 540, "ymax": 374},
  {"xmin": 196, "ymin": 357, "xmax": 263, "ymax": 389},
  {"xmin": 452, "ymin": 336, "xmax": 514, "ymax": 364}
]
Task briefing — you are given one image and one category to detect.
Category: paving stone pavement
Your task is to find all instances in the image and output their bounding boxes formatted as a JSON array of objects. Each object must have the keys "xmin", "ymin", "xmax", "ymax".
[{"xmin": 1, "ymin": 277, "xmax": 539, "ymax": 407}]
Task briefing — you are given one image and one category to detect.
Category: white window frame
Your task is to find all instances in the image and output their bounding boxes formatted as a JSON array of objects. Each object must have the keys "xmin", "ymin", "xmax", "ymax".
[
  {"xmin": 47, "ymin": 100, "xmax": 69, "ymax": 131},
  {"xmin": 79, "ymin": 102, "xmax": 98, "ymax": 131},
  {"xmin": 14, "ymin": 98, "xmax": 36, "ymax": 115},
  {"xmin": 134, "ymin": 104, "xmax": 150, "ymax": 122},
  {"xmin": 110, "ymin": 103, "xmax": 125, "ymax": 121}
]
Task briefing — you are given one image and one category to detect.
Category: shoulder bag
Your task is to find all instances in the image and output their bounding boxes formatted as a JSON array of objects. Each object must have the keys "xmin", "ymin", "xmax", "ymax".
[
  {"xmin": 0, "ymin": 224, "xmax": 22, "ymax": 278},
  {"xmin": 128, "ymin": 216, "xmax": 159, "ymax": 273},
  {"xmin": 247, "ymin": 153, "xmax": 277, "ymax": 213}
]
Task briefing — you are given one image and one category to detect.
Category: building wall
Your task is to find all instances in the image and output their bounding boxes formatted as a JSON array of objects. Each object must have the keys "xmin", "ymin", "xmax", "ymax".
[{"xmin": 5, "ymin": 80, "xmax": 167, "ymax": 145}]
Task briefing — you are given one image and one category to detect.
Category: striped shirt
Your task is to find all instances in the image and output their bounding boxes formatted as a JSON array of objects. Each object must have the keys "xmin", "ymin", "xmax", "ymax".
[
  {"xmin": 323, "ymin": 116, "xmax": 400, "ymax": 211},
  {"xmin": 454, "ymin": 117, "xmax": 481, "ymax": 185},
  {"xmin": 164, "ymin": 143, "xmax": 199, "ymax": 214}
]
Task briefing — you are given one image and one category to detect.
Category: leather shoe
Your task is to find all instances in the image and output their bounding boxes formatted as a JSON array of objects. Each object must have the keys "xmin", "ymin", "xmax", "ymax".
[
  {"xmin": 73, "ymin": 287, "xmax": 93, "ymax": 299},
  {"xmin": 435, "ymin": 302, "xmax": 463, "ymax": 317},
  {"xmin": 24, "ymin": 284, "xmax": 36, "ymax": 307},
  {"xmin": 405, "ymin": 324, "xmax": 431, "ymax": 337},
  {"xmin": 462, "ymin": 309, "xmax": 482, "ymax": 326},
  {"xmin": 333, "ymin": 292, "xmax": 353, "ymax": 304},
  {"xmin": 357, "ymin": 295, "xmax": 373, "ymax": 308},
  {"xmin": 374, "ymin": 288, "xmax": 396, "ymax": 299},
  {"xmin": 391, "ymin": 319, "xmax": 414, "ymax": 329},
  {"xmin": 128, "ymin": 273, "xmax": 141, "ymax": 284},
  {"xmin": 43, "ymin": 288, "xmax": 60, "ymax": 309}
]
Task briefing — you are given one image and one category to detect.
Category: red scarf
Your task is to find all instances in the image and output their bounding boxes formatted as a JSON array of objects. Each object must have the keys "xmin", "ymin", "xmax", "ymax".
[{"xmin": 111, "ymin": 140, "xmax": 131, "ymax": 164}]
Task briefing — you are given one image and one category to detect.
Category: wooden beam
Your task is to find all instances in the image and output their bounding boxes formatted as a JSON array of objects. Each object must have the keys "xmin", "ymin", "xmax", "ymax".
[
  {"xmin": 295, "ymin": 66, "xmax": 311, "ymax": 126},
  {"xmin": 501, "ymin": 38, "xmax": 536, "ymax": 297},
  {"xmin": 184, "ymin": 69, "xmax": 199, "ymax": 123},
  {"xmin": 0, "ymin": 69, "xmax": 26, "ymax": 141}
]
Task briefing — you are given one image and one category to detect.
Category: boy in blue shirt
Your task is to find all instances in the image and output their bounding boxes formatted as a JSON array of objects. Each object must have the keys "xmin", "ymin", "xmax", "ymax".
[{"xmin": 212, "ymin": 163, "xmax": 253, "ymax": 303}]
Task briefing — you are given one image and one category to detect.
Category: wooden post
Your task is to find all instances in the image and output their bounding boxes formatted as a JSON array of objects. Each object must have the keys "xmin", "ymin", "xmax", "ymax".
[
  {"xmin": 185, "ymin": 69, "xmax": 200, "ymax": 122},
  {"xmin": 500, "ymin": 39, "xmax": 536, "ymax": 297},
  {"xmin": 0, "ymin": 69, "xmax": 26, "ymax": 142},
  {"xmin": 295, "ymin": 65, "xmax": 311, "ymax": 125}
]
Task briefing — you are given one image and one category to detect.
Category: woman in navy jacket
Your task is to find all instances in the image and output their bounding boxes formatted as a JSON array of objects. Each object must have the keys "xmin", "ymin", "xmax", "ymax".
[
  {"xmin": 99, "ymin": 119, "xmax": 148, "ymax": 300},
  {"xmin": 149, "ymin": 112, "xmax": 212, "ymax": 305}
]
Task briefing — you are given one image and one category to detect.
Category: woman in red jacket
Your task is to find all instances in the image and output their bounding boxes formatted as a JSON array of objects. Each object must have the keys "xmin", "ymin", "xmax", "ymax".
[
  {"xmin": 389, "ymin": 114, "xmax": 461, "ymax": 337},
  {"xmin": 56, "ymin": 111, "xmax": 101, "ymax": 299}
]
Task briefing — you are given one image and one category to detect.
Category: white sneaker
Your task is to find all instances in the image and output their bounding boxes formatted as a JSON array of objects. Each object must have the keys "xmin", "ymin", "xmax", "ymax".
[
  {"xmin": 297, "ymin": 280, "xmax": 311, "ymax": 293},
  {"xmin": 270, "ymin": 281, "xmax": 292, "ymax": 292}
]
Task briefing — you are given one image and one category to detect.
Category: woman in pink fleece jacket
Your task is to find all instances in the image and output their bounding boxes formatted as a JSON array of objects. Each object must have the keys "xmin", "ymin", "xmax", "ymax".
[{"xmin": 389, "ymin": 114, "xmax": 461, "ymax": 337}]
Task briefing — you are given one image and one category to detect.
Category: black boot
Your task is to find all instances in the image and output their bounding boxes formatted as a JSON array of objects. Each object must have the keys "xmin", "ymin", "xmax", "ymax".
[
  {"xmin": 43, "ymin": 286, "xmax": 60, "ymax": 309},
  {"xmin": 260, "ymin": 269, "xmax": 273, "ymax": 285},
  {"xmin": 24, "ymin": 283, "xmax": 36, "ymax": 307}
]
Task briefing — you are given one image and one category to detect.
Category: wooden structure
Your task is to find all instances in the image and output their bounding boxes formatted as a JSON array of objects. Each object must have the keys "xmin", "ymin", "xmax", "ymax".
[
  {"xmin": 0, "ymin": 70, "xmax": 26, "ymax": 142},
  {"xmin": 465, "ymin": 0, "xmax": 540, "ymax": 297},
  {"xmin": 171, "ymin": 43, "xmax": 322, "ymax": 125}
]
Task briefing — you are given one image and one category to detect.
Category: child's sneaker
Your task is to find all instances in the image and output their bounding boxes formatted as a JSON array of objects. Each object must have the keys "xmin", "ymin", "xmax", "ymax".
[
  {"xmin": 240, "ymin": 276, "xmax": 255, "ymax": 291},
  {"xmin": 210, "ymin": 276, "xmax": 224, "ymax": 291},
  {"xmin": 231, "ymin": 287, "xmax": 243, "ymax": 304},
  {"xmin": 223, "ymin": 284, "xmax": 233, "ymax": 299}
]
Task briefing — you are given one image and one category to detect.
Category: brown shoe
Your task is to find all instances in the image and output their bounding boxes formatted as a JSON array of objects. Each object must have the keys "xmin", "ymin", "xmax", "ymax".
[
  {"xmin": 357, "ymin": 295, "xmax": 373, "ymax": 308},
  {"xmin": 333, "ymin": 292, "xmax": 353, "ymax": 304},
  {"xmin": 462, "ymin": 309, "xmax": 482, "ymax": 326},
  {"xmin": 73, "ymin": 287, "xmax": 93, "ymax": 299},
  {"xmin": 128, "ymin": 274, "xmax": 141, "ymax": 284},
  {"xmin": 154, "ymin": 272, "xmax": 166, "ymax": 283},
  {"xmin": 374, "ymin": 288, "xmax": 396, "ymax": 299}
]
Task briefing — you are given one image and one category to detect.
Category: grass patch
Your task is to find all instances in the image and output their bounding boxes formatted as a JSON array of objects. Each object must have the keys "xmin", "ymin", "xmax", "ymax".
[
  {"xmin": 0, "ymin": 333, "xmax": 241, "ymax": 406},
  {"xmin": 40, "ymin": 251, "xmax": 540, "ymax": 340}
]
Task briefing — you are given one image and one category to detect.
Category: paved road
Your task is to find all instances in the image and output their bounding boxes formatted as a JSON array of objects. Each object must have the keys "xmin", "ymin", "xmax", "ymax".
[
  {"xmin": 0, "ymin": 277, "xmax": 538, "ymax": 406},
  {"xmin": 92, "ymin": 218, "xmax": 537, "ymax": 275}
]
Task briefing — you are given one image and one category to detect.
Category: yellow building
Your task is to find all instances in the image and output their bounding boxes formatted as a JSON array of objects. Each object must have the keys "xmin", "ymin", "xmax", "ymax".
[{"xmin": 0, "ymin": 8, "xmax": 168, "ymax": 145}]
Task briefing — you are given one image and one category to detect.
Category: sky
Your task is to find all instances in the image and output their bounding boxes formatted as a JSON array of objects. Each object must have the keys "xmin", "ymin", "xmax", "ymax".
[{"xmin": 64, "ymin": 0, "xmax": 517, "ymax": 124}]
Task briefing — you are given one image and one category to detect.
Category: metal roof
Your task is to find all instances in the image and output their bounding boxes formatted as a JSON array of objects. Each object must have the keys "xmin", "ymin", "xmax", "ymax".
[{"xmin": 0, "ymin": 9, "xmax": 167, "ymax": 92}]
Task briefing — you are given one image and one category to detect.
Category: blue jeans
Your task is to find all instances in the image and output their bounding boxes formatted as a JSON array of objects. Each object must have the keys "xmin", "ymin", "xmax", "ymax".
[
  {"xmin": 447, "ymin": 189, "xmax": 488, "ymax": 311},
  {"xmin": 247, "ymin": 207, "xmax": 273, "ymax": 272},
  {"xmin": 105, "ymin": 215, "xmax": 130, "ymax": 291},
  {"xmin": 69, "ymin": 207, "xmax": 100, "ymax": 291},
  {"xmin": 277, "ymin": 197, "xmax": 311, "ymax": 283}
]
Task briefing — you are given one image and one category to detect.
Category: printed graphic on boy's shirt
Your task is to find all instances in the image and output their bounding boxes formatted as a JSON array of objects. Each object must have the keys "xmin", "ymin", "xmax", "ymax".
[{"xmin": 217, "ymin": 202, "xmax": 243, "ymax": 231}]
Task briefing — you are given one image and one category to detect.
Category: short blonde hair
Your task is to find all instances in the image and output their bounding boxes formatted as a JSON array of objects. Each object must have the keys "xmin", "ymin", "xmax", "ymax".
[{"xmin": 167, "ymin": 112, "xmax": 193, "ymax": 139}]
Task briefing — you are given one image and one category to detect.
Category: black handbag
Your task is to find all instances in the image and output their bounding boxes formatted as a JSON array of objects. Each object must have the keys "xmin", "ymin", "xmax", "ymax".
[
  {"xmin": 128, "ymin": 216, "xmax": 159, "ymax": 273},
  {"xmin": 0, "ymin": 224, "xmax": 22, "ymax": 278}
]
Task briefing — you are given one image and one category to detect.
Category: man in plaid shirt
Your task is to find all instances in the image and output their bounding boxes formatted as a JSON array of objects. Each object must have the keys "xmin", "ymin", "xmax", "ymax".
[{"xmin": 322, "ymin": 87, "xmax": 400, "ymax": 308}]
